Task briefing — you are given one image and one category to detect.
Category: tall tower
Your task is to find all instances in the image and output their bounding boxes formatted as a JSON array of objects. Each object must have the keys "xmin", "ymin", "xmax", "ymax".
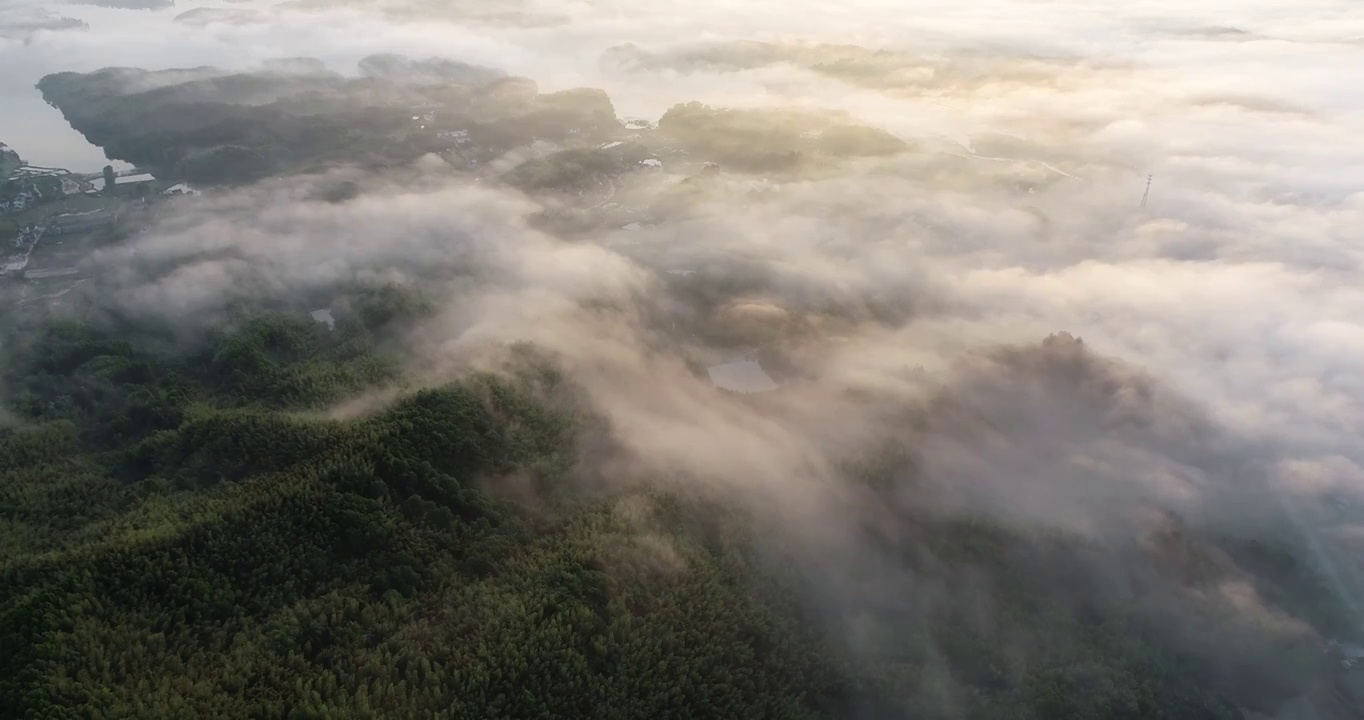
[{"xmin": 1140, "ymin": 174, "xmax": 1152, "ymax": 210}]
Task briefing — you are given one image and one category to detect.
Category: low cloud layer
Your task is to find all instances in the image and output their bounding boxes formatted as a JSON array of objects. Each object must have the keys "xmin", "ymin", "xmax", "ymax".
[{"xmin": 6, "ymin": 0, "xmax": 1364, "ymax": 711}]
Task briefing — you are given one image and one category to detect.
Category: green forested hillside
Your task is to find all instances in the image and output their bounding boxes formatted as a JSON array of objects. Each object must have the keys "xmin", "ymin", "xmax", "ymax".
[{"xmin": 0, "ymin": 291, "xmax": 1332, "ymax": 719}]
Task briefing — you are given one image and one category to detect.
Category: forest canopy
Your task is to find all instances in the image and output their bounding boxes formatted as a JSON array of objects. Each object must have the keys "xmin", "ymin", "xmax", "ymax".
[{"xmin": 0, "ymin": 274, "xmax": 1343, "ymax": 719}]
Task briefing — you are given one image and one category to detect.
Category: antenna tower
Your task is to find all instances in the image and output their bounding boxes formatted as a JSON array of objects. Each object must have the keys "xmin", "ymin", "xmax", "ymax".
[{"xmin": 1140, "ymin": 174, "xmax": 1152, "ymax": 210}]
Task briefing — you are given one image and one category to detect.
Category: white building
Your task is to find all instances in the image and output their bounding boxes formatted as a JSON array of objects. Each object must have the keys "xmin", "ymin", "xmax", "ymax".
[
  {"xmin": 115, "ymin": 173, "xmax": 155, "ymax": 186},
  {"xmin": 162, "ymin": 182, "xmax": 201, "ymax": 196}
]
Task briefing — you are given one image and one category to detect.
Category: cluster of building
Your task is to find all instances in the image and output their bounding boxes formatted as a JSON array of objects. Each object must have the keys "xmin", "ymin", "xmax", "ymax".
[
  {"xmin": 0, "ymin": 222, "xmax": 42, "ymax": 277},
  {"xmin": 85, "ymin": 172, "xmax": 155, "ymax": 194},
  {"xmin": 10, "ymin": 222, "xmax": 40, "ymax": 248},
  {"xmin": 0, "ymin": 160, "xmax": 203, "ymax": 291},
  {"xmin": 4, "ymin": 167, "xmax": 163, "ymax": 218},
  {"xmin": 0, "ymin": 206, "xmax": 120, "ymax": 280},
  {"xmin": 0, "ymin": 255, "xmax": 29, "ymax": 277},
  {"xmin": 1, "ymin": 164, "xmax": 101, "ymax": 216},
  {"xmin": 0, "ymin": 180, "xmax": 44, "ymax": 216}
]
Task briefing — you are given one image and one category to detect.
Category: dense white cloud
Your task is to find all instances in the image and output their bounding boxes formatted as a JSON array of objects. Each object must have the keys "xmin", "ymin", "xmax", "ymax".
[{"xmin": 5, "ymin": 0, "xmax": 1364, "ymax": 687}]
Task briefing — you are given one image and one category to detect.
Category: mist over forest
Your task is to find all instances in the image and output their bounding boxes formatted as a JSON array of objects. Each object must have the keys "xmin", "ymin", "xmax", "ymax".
[{"xmin": 2, "ymin": 1, "xmax": 1363, "ymax": 718}]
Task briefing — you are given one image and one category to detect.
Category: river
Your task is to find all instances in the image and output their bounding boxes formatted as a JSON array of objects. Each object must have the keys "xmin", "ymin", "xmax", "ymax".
[{"xmin": 0, "ymin": 0, "xmax": 279, "ymax": 171}]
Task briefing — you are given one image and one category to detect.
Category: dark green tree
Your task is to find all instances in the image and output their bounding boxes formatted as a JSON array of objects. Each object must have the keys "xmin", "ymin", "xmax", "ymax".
[{"xmin": 0, "ymin": 309, "xmax": 1335, "ymax": 720}]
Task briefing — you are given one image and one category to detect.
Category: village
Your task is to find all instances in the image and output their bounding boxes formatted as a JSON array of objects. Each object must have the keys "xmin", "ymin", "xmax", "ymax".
[{"xmin": 0, "ymin": 146, "xmax": 201, "ymax": 320}]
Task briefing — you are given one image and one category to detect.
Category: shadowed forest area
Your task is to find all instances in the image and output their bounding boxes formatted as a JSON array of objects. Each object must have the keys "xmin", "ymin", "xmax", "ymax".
[{"xmin": 0, "ymin": 282, "xmax": 1344, "ymax": 720}]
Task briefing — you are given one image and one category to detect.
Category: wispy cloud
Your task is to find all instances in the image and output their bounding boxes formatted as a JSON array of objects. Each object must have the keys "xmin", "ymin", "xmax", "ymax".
[{"xmin": 6, "ymin": 0, "xmax": 1364, "ymax": 709}]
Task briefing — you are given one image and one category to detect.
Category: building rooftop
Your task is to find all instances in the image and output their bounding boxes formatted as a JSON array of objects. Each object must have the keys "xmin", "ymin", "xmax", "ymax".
[
  {"xmin": 162, "ymin": 182, "xmax": 201, "ymax": 196},
  {"xmin": 115, "ymin": 173, "xmax": 156, "ymax": 185}
]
